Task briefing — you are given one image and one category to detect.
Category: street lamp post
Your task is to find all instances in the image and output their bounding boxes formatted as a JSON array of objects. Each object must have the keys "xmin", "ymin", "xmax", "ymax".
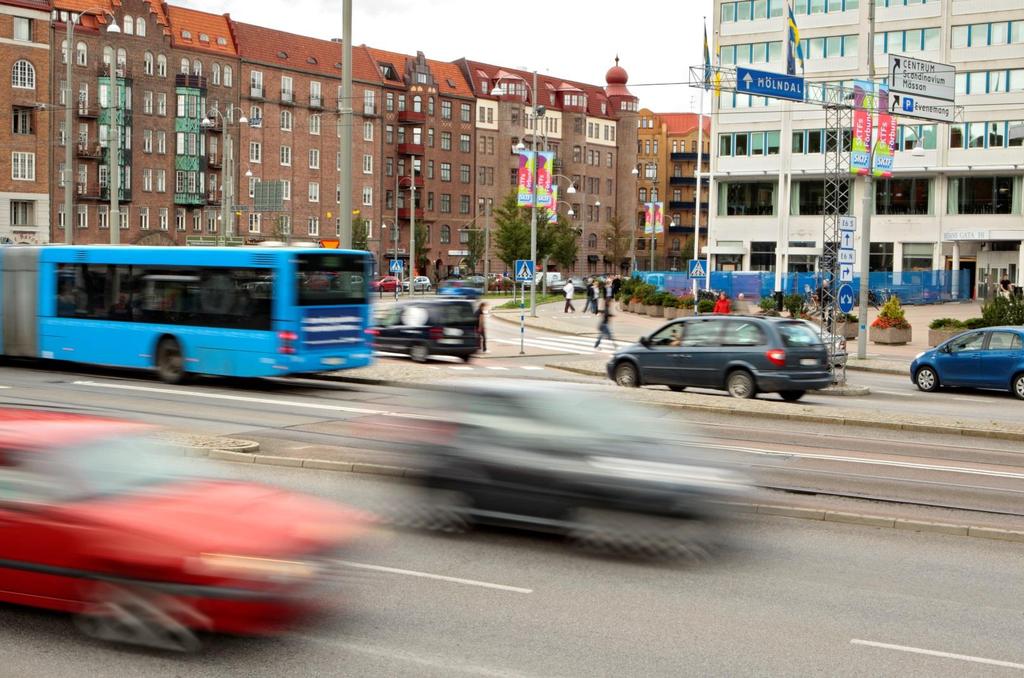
[
  {"xmin": 202, "ymin": 106, "xmax": 248, "ymax": 245},
  {"xmin": 629, "ymin": 166, "xmax": 640, "ymax": 272},
  {"xmin": 55, "ymin": 7, "xmax": 118, "ymax": 244}
]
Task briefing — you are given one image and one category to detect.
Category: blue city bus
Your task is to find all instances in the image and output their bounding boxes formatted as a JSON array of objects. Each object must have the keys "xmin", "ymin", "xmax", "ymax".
[{"xmin": 0, "ymin": 245, "xmax": 374, "ymax": 382}]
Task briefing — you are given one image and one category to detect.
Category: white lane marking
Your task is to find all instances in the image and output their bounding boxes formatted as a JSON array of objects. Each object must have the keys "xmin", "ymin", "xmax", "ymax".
[
  {"xmin": 701, "ymin": 441, "xmax": 1024, "ymax": 480},
  {"xmin": 493, "ymin": 337, "xmax": 611, "ymax": 356},
  {"xmin": 71, "ymin": 380, "xmax": 432, "ymax": 420},
  {"xmin": 485, "ymin": 366, "xmax": 510, "ymax": 371},
  {"xmin": 520, "ymin": 366, "xmax": 545, "ymax": 371},
  {"xmin": 337, "ymin": 560, "xmax": 533, "ymax": 594},
  {"xmin": 851, "ymin": 639, "xmax": 1024, "ymax": 671},
  {"xmin": 0, "ymin": 386, "xmax": 11, "ymax": 389},
  {"xmin": 874, "ymin": 389, "xmax": 911, "ymax": 397},
  {"xmin": 449, "ymin": 366, "xmax": 474, "ymax": 371}
]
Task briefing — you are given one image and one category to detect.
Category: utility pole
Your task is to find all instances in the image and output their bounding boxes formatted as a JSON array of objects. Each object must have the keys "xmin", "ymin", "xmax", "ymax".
[
  {"xmin": 409, "ymin": 154, "xmax": 416, "ymax": 289},
  {"xmin": 482, "ymin": 198, "xmax": 492, "ymax": 284},
  {"xmin": 108, "ymin": 56, "xmax": 120, "ymax": 245},
  {"xmin": 339, "ymin": 0, "xmax": 353, "ymax": 248},
  {"xmin": 856, "ymin": 0, "xmax": 876, "ymax": 359},
  {"xmin": 221, "ymin": 130, "xmax": 232, "ymax": 244},
  {"xmin": 693, "ymin": 44, "xmax": 706, "ymax": 300},
  {"xmin": 529, "ymin": 69, "xmax": 539, "ymax": 317},
  {"xmin": 63, "ymin": 17, "xmax": 75, "ymax": 244}
]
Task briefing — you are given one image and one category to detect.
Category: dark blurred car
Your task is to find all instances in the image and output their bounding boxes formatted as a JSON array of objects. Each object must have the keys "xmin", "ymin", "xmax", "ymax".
[
  {"xmin": 370, "ymin": 299, "xmax": 479, "ymax": 362},
  {"xmin": 438, "ymin": 278, "xmax": 483, "ymax": 299},
  {"xmin": 407, "ymin": 382, "xmax": 747, "ymax": 556},
  {"xmin": 0, "ymin": 410, "xmax": 371, "ymax": 650},
  {"xmin": 911, "ymin": 326, "xmax": 1024, "ymax": 399},
  {"xmin": 608, "ymin": 316, "xmax": 832, "ymax": 401},
  {"xmin": 370, "ymin": 276, "xmax": 401, "ymax": 293}
]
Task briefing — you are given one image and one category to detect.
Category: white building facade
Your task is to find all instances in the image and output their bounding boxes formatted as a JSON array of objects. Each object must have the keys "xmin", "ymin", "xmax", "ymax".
[{"xmin": 709, "ymin": 0, "xmax": 1024, "ymax": 299}]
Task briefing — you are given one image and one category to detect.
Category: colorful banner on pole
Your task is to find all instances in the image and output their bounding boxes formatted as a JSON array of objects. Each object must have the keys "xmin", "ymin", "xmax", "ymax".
[
  {"xmin": 850, "ymin": 80, "xmax": 874, "ymax": 176},
  {"xmin": 516, "ymin": 151, "xmax": 535, "ymax": 206},
  {"xmin": 644, "ymin": 202, "xmax": 664, "ymax": 234},
  {"xmin": 546, "ymin": 184, "xmax": 559, "ymax": 223},
  {"xmin": 872, "ymin": 85, "xmax": 896, "ymax": 178},
  {"xmin": 536, "ymin": 152, "xmax": 554, "ymax": 207}
]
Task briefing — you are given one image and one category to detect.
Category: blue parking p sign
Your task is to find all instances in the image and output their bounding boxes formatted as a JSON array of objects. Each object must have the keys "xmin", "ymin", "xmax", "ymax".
[{"xmin": 514, "ymin": 259, "xmax": 535, "ymax": 282}]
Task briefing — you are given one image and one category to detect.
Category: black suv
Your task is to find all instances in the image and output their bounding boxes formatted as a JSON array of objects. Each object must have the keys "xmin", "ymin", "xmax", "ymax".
[
  {"xmin": 607, "ymin": 316, "xmax": 832, "ymax": 401},
  {"xmin": 370, "ymin": 299, "xmax": 479, "ymax": 362}
]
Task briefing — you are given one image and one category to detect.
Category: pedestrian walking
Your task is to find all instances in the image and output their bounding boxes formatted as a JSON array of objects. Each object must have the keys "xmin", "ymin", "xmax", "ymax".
[
  {"xmin": 590, "ymin": 279, "xmax": 600, "ymax": 315},
  {"xmin": 604, "ymin": 276, "xmax": 615, "ymax": 311},
  {"xmin": 712, "ymin": 291, "xmax": 732, "ymax": 315},
  {"xmin": 595, "ymin": 304, "xmax": 615, "ymax": 349},
  {"xmin": 475, "ymin": 302, "xmax": 488, "ymax": 353},
  {"xmin": 563, "ymin": 279, "xmax": 576, "ymax": 313},
  {"xmin": 611, "ymin": 275, "xmax": 622, "ymax": 309},
  {"xmin": 582, "ymin": 278, "xmax": 594, "ymax": 313}
]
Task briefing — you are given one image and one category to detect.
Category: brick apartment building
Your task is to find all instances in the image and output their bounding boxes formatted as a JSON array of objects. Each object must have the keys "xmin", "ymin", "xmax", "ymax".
[
  {"xmin": 636, "ymin": 110, "xmax": 710, "ymax": 270},
  {"xmin": 1, "ymin": 0, "xmax": 51, "ymax": 245},
  {"xmin": 457, "ymin": 57, "xmax": 640, "ymax": 276}
]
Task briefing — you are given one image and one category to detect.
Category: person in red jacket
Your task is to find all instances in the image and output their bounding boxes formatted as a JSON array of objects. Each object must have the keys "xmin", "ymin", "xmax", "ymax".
[{"xmin": 712, "ymin": 292, "xmax": 732, "ymax": 315}]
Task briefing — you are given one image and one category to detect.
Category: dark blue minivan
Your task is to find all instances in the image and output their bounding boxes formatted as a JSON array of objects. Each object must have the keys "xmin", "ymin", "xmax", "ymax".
[{"xmin": 910, "ymin": 327, "xmax": 1024, "ymax": 399}]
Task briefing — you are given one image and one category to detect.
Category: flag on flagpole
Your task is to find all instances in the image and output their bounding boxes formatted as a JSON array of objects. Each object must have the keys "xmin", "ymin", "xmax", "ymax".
[
  {"xmin": 702, "ymin": 22, "xmax": 712, "ymax": 90},
  {"xmin": 713, "ymin": 41, "xmax": 722, "ymax": 97},
  {"xmin": 786, "ymin": 1, "xmax": 805, "ymax": 76}
]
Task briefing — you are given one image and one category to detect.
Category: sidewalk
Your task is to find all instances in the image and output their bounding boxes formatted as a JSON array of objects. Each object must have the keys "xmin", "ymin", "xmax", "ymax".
[{"xmin": 493, "ymin": 300, "xmax": 983, "ymax": 372}]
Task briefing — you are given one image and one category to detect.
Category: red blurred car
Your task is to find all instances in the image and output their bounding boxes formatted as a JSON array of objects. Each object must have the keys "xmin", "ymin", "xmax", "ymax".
[
  {"xmin": 0, "ymin": 410, "xmax": 371, "ymax": 650},
  {"xmin": 371, "ymin": 276, "xmax": 401, "ymax": 292}
]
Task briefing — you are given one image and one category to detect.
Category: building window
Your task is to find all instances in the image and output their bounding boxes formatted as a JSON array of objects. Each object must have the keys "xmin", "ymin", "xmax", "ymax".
[
  {"xmin": 440, "ymin": 224, "xmax": 451, "ymax": 243},
  {"xmin": 460, "ymin": 195, "xmax": 471, "ymax": 214},
  {"xmin": 12, "ymin": 17, "xmax": 31, "ymax": 42},
  {"xmin": 310, "ymin": 114, "xmax": 321, "ymax": 135},
  {"xmin": 902, "ymin": 243, "xmax": 934, "ymax": 272},
  {"xmin": 281, "ymin": 109, "xmax": 293, "ymax": 131},
  {"xmin": 11, "ymin": 60, "xmax": 35, "ymax": 89},
  {"xmin": 309, "ymin": 182, "xmax": 320, "ymax": 202},
  {"xmin": 441, "ymin": 100, "xmax": 452, "ymax": 120},
  {"xmin": 248, "ymin": 213, "xmax": 261, "ymax": 233},
  {"xmin": 12, "ymin": 106, "xmax": 33, "ymax": 135},
  {"xmin": 460, "ymin": 103, "xmax": 471, "ymax": 123},
  {"xmin": 9, "ymin": 200, "xmax": 32, "ymax": 228},
  {"xmin": 363, "ymin": 121, "xmax": 373, "ymax": 141},
  {"xmin": 11, "ymin": 152, "xmax": 34, "ymax": 181},
  {"xmin": 440, "ymin": 194, "xmax": 451, "ymax": 214},
  {"xmin": 309, "ymin": 149, "xmax": 320, "ymax": 169},
  {"xmin": 157, "ymin": 54, "xmax": 167, "ymax": 77},
  {"xmin": 947, "ymin": 176, "xmax": 1015, "ymax": 215},
  {"xmin": 440, "ymin": 163, "xmax": 451, "ymax": 182},
  {"xmin": 459, "ymin": 134, "xmax": 471, "ymax": 153},
  {"xmin": 460, "ymin": 164, "xmax": 470, "ymax": 183},
  {"xmin": 441, "ymin": 132, "xmax": 452, "ymax": 151},
  {"xmin": 792, "ymin": 179, "xmax": 850, "ymax": 215},
  {"xmin": 249, "ymin": 142, "xmax": 261, "ymax": 163},
  {"xmin": 77, "ymin": 206, "xmax": 88, "ymax": 229},
  {"xmin": 280, "ymin": 145, "xmax": 291, "ymax": 166},
  {"xmin": 307, "ymin": 217, "xmax": 319, "ymax": 236},
  {"xmin": 870, "ymin": 242, "xmax": 893, "ymax": 272},
  {"xmin": 362, "ymin": 186, "xmax": 373, "ymax": 206},
  {"xmin": 719, "ymin": 181, "xmax": 776, "ymax": 216},
  {"xmin": 875, "ymin": 178, "xmax": 930, "ymax": 215},
  {"xmin": 363, "ymin": 154, "xmax": 373, "ymax": 174}
]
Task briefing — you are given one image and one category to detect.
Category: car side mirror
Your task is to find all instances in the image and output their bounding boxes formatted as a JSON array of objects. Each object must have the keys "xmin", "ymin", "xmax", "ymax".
[
  {"xmin": 640, "ymin": 336, "xmax": 651, "ymax": 348},
  {"xmin": 941, "ymin": 344, "xmax": 951, "ymax": 354}
]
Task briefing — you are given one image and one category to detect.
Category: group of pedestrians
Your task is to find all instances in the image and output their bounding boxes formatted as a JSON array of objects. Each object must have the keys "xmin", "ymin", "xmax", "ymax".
[{"xmin": 557, "ymin": 276, "xmax": 623, "ymax": 349}]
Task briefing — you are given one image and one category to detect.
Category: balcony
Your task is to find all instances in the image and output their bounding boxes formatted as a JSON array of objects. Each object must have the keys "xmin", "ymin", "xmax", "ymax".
[
  {"xmin": 309, "ymin": 95, "xmax": 324, "ymax": 110},
  {"xmin": 361, "ymin": 103, "xmax": 378, "ymax": 116},
  {"xmin": 76, "ymin": 143, "xmax": 103, "ymax": 159},
  {"xmin": 397, "ymin": 207, "xmax": 425, "ymax": 220},
  {"xmin": 98, "ymin": 64, "xmax": 132, "ymax": 79},
  {"xmin": 280, "ymin": 90, "xmax": 294, "ymax": 105},
  {"xmin": 669, "ymin": 176, "xmax": 696, "ymax": 186},
  {"xmin": 175, "ymin": 191, "xmax": 206, "ymax": 206},
  {"xmin": 208, "ymin": 156, "xmax": 222, "ymax": 169},
  {"xmin": 207, "ymin": 192, "xmax": 221, "ymax": 205},
  {"xmin": 668, "ymin": 200, "xmax": 689, "ymax": 210},
  {"xmin": 397, "ymin": 109, "xmax": 426, "ymax": 124},
  {"xmin": 205, "ymin": 118, "xmax": 223, "ymax": 133},
  {"xmin": 249, "ymin": 86, "xmax": 264, "ymax": 99},
  {"xmin": 174, "ymin": 74, "xmax": 206, "ymax": 90},
  {"xmin": 397, "ymin": 143, "xmax": 424, "ymax": 156},
  {"xmin": 76, "ymin": 103, "xmax": 99, "ymax": 118},
  {"xmin": 397, "ymin": 174, "xmax": 425, "ymax": 188},
  {"xmin": 670, "ymin": 151, "xmax": 698, "ymax": 162},
  {"xmin": 76, "ymin": 183, "xmax": 104, "ymax": 200}
]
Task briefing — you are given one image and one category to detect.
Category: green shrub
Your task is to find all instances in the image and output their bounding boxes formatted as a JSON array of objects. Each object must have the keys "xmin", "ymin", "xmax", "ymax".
[
  {"xmin": 679, "ymin": 295, "xmax": 696, "ymax": 309},
  {"xmin": 981, "ymin": 295, "xmax": 1024, "ymax": 327},
  {"xmin": 617, "ymin": 277, "xmax": 637, "ymax": 301},
  {"xmin": 964, "ymin": 317, "xmax": 986, "ymax": 330},
  {"xmin": 759, "ymin": 296, "xmax": 777, "ymax": 313},
  {"xmin": 837, "ymin": 312, "xmax": 858, "ymax": 323},
  {"xmin": 697, "ymin": 299, "xmax": 715, "ymax": 313},
  {"xmin": 660, "ymin": 293, "xmax": 679, "ymax": 308},
  {"xmin": 640, "ymin": 285, "xmax": 660, "ymax": 305},
  {"xmin": 871, "ymin": 296, "xmax": 911, "ymax": 330},
  {"xmin": 928, "ymin": 318, "xmax": 966, "ymax": 330},
  {"xmin": 784, "ymin": 293, "xmax": 805, "ymax": 318}
]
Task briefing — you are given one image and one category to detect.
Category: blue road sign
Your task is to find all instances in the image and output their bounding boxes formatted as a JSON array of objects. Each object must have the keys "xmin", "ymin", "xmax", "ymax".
[
  {"xmin": 688, "ymin": 259, "xmax": 708, "ymax": 279},
  {"xmin": 838, "ymin": 284, "xmax": 855, "ymax": 314},
  {"xmin": 736, "ymin": 67, "xmax": 805, "ymax": 102},
  {"xmin": 514, "ymin": 259, "xmax": 535, "ymax": 282},
  {"xmin": 389, "ymin": 259, "xmax": 404, "ymax": 274}
]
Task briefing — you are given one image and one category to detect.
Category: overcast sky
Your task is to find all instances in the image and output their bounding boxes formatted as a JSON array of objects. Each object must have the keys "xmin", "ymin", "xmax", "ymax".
[{"xmin": 178, "ymin": 0, "xmax": 714, "ymax": 113}]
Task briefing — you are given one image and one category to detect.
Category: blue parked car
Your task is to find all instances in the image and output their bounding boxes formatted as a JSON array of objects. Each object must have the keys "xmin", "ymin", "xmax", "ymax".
[{"xmin": 911, "ymin": 326, "xmax": 1024, "ymax": 399}]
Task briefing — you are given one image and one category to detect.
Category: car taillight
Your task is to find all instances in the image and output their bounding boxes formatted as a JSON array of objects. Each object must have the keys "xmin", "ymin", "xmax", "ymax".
[
  {"xmin": 766, "ymin": 349, "xmax": 786, "ymax": 367},
  {"xmin": 365, "ymin": 328, "xmax": 380, "ymax": 336},
  {"xmin": 278, "ymin": 330, "xmax": 298, "ymax": 355},
  {"xmin": 429, "ymin": 327, "xmax": 444, "ymax": 341}
]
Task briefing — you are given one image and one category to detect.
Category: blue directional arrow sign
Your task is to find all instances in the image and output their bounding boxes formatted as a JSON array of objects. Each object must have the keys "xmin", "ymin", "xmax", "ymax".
[
  {"xmin": 736, "ymin": 67, "xmax": 805, "ymax": 102},
  {"xmin": 514, "ymin": 259, "xmax": 535, "ymax": 282},
  {"xmin": 688, "ymin": 259, "xmax": 708, "ymax": 280},
  {"xmin": 838, "ymin": 284, "xmax": 855, "ymax": 314}
]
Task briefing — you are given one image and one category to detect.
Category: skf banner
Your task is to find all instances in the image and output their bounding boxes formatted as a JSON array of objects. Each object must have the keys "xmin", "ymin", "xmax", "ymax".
[
  {"xmin": 547, "ymin": 184, "xmax": 559, "ymax": 224},
  {"xmin": 516, "ymin": 151, "xmax": 535, "ymax": 206},
  {"xmin": 644, "ymin": 202, "xmax": 665, "ymax": 234},
  {"xmin": 536, "ymin": 152, "xmax": 554, "ymax": 207},
  {"xmin": 850, "ymin": 80, "xmax": 874, "ymax": 176},
  {"xmin": 873, "ymin": 85, "xmax": 896, "ymax": 178},
  {"xmin": 652, "ymin": 202, "xmax": 664, "ymax": 233}
]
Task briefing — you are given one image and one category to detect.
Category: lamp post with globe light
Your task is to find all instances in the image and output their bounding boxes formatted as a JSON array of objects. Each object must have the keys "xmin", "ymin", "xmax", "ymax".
[{"xmin": 201, "ymin": 106, "xmax": 248, "ymax": 245}]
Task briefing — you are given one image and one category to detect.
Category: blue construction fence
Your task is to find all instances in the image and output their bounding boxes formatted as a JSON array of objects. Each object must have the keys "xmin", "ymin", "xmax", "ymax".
[{"xmin": 634, "ymin": 270, "xmax": 972, "ymax": 305}]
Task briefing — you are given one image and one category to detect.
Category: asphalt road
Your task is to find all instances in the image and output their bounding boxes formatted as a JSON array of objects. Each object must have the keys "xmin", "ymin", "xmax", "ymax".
[{"xmin": 3, "ymin": 467, "xmax": 1023, "ymax": 677}]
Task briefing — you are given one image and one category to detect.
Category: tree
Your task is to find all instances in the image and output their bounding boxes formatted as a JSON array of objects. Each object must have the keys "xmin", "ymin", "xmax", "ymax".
[
  {"xmin": 351, "ymin": 217, "xmax": 369, "ymax": 251},
  {"xmin": 493, "ymin": 191, "xmax": 531, "ymax": 270},
  {"xmin": 465, "ymin": 229, "xmax": 486, "ymax": 274},
  {"xmin": 603, "ymin": 214, "xmax": 631, "ymax": 271},
  {"xmin": 414, "ymin": 222, "xmax": 430, "ymax": 277},
  {"xmin": 544, "ymin": 216, "xmax": 579, "ymax": 272}
]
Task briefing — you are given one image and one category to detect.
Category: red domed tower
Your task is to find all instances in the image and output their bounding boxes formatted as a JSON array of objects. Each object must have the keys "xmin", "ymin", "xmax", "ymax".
[
  {"xmin": 605, "ymin": 57, "xmax": 640, "ymax": 272},
  {"xmin": 604, "ymin": 56, "xmax": 638, "ymax": 114}
]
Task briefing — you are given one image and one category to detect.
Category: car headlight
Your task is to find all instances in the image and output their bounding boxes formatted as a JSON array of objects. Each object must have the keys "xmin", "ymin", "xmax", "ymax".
[
  {"xmin": 187, "ymin": 553, "xmax": 318, "ymax": 580},
  {"xmin": 914, "ymin": 351, "xmax": 927, "ymax": 360}
]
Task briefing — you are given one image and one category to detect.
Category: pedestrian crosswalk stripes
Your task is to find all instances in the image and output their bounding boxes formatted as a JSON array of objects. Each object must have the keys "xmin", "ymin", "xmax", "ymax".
[{"xmin": 493, "ymin": 336, "xmax": 616, "ymax": 355}]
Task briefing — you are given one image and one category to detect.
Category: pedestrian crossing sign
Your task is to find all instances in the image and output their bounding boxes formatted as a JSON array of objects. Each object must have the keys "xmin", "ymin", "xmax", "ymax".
[
  {"xmin": 389, "ymin": 259, "xmax": 404, "ymax": 273},
  {"xmin": 689, "ymin": 259, "xmax": 708, "ymax": 279},
  {"xmin": 514, "ymin": 259, "xmax": 535, "ymax": 282}
]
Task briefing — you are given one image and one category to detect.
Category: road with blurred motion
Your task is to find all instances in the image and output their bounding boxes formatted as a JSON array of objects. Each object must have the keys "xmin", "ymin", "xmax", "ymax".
[{"xmin": 2, "ymin": 360, "xmax": 1024, "ymax": 676}]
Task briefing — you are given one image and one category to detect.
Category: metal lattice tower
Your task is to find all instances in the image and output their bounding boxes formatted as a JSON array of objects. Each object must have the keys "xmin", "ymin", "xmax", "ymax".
[{"xmin": 821, "ymin": 104, "xmax": 852, "ymax": 385}]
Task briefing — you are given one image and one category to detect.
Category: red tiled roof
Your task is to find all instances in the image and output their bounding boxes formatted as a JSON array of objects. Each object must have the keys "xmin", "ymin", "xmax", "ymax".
[
  {"xmin": 364, "ymin": 47, "xmax": 473, "ymax": 97},
  {"xmin": 167, "ymin": 6, "xmax": 235, "ymax": 55},
  {"xmin": 52, "ymin": 0, "xmax": 168, "ymax": 35},
  {"xmin": 2, "ymin": 0, "xmax": 52, "ymax": 12},
  {"xmin": 230, "ymin": 21, "xmax": 380, "ymax": 83},
  {"xmin": 460, "ymin": 59, "xmax": 614, "ymax": 118},
  {"xmin": 658, "ymin": 113, "xmax": 711, "ymax": 136}
]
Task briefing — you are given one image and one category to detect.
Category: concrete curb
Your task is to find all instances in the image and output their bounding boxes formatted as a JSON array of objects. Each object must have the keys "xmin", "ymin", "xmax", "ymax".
[
  {"xmin": 200, "ymin": 449, "xmax": 1024, "ymax": 544},
  {"xmin": 846, "ymin": 363, "xmax": 906, "ymax": 376},
  {"xmin": 542, "ymin": 363, "xmax": 1023, "ymax": 442}
]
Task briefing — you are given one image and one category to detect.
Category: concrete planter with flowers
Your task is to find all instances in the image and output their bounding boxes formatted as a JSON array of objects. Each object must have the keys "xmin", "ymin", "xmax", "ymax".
[{"xmin": 870, "ymin": 297, "xmax": 912, "ymax": 345}]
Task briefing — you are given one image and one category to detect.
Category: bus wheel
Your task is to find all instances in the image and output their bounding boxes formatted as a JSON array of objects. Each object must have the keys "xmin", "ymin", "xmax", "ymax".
[{"xmin": 156, "ymin": 338, "xmax": 186, "ymax": 384}]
